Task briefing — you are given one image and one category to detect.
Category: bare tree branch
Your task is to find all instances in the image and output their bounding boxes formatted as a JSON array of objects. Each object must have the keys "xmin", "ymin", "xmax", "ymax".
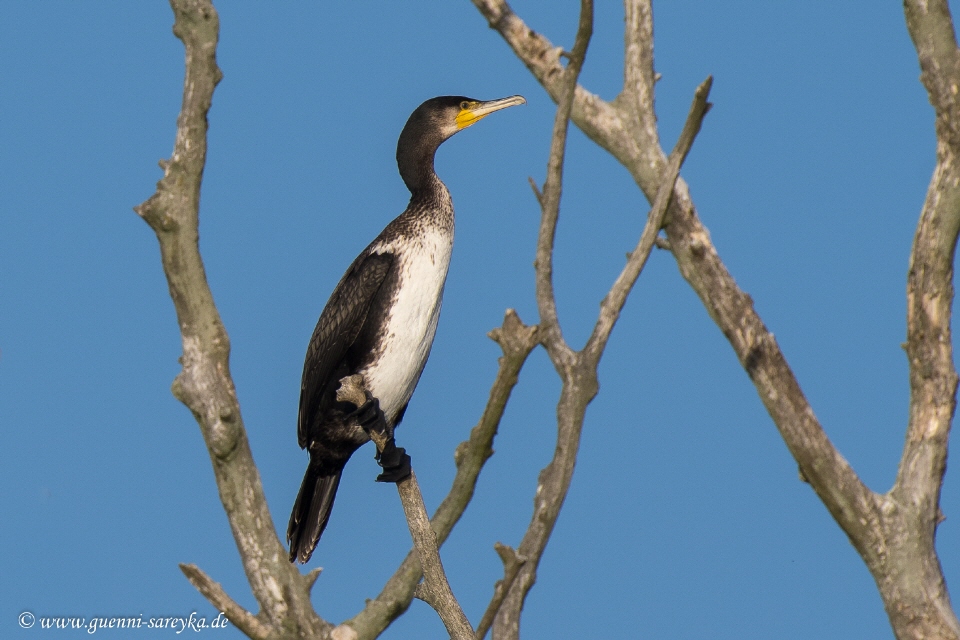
[
  {"xmin": 471, "ymin": 0, "xmax": 653, "ymax": 170},
  {"xmin": 472, "ymin": 0, "xmax": 879, "ymax": 575},
  {"xmin": 179, "ymin": 564, "xmax": 270, "ymax": 640},
  {"xmin": 336, "ymin": 377, "xmax": 474, "ymax": 639},
  {"xmin": 902, "ymin": 0, "xmax": 960, "ymax": 503},
  {"xmin": 618, "ymin": 0, "xmax": 659, "ymax": 144},
  {"xmin": 491, "ymin": 3, "xmax": 596, "ymax": 637},
  {"xmin": 876, "ymin": 2, "xmax": 960, "ymax": 638},
  {"xmin": 473, "ymin": 2, "xmax": 711, "ymax": 637},
  {"xmin": 394, "ymin": 472, "xmax": 474, "ymax": 639},
  {"xmin": 905, "ymin": 0, "xmax": 960, "ymax": 150},
  {"xmin": 476, "ymin": 543, "xmax": 526, "ymax": 640},
  {"xmin": 661, "ymin": 170, "xmax": 885, "ymax": 561},
  {"xmin": 585, "ymin": 75, "xmax": 712, "ymax": 363},
  {"xmin": 531, "ymin": 0, "xmax": 592, "ymax": 357},
  {"xmin": 491, "ymin": 69, "xmax": 711, "ymax": 640},
  {"xmin": 135, "ymin": 1, "xmax": 328, "ymax": 637}
]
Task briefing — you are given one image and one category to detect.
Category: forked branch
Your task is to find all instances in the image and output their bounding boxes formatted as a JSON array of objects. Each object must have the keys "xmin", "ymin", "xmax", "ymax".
[{"xmin": 489, "ymin": 1, "xmax": 713, "ymax": 637}]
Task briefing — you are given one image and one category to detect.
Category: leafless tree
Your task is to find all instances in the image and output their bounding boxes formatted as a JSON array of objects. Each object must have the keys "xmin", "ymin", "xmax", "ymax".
[
  {"xmin": 468, "ymin": 0, "xmax": 960, "ymax": 638},
  {"xmin": 136, "ymin": 1, "xmax": 958, "ymax": 639}
]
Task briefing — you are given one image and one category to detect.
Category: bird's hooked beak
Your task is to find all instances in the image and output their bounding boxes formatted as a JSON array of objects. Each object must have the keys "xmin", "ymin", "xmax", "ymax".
[{"xmin": 455, "ymin": 95, "xmax": 526, "ymax": 130}]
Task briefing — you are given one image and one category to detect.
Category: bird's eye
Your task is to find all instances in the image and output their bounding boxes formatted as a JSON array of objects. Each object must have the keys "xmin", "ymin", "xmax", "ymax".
[{"xmin": 460, "ymin": 101, "xmax": 470, "ymax": 110}]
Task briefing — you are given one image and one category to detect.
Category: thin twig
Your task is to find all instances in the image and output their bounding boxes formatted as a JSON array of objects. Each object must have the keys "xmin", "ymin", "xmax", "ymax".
[
  {"xmin": 304, "ymin": 567, "xmax": 323, "ymax": 593},
  {"xmin": 179, "ymin": 564, "xmax": 270, "ymax": 640},
  {"xmin": 528, "ymin": 177, "xmax": 544, "ymax": 206},
  {"xmin": 534, "ymin": 0, "xmax": 594, "ymax": 356},
  {"xmin": 476, "ymin": 543, "xmax": 526, "ymax": 640}
]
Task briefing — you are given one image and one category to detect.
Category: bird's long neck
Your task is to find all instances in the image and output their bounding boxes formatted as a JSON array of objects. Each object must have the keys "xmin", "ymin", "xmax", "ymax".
[
  {"xmin": 399, "ymin": 145, "xmax": 453, "ymax": 224},
  {"xmin": 396, "ymin": 114, "xmax": 454, "ymax": 226},
  {"xmin": 397, "ymin": 140, "xmax": 439, "ymax": 193},
  {"xmin": 397, "ymin": 112, "xmax": 450, "ymax": 194}
]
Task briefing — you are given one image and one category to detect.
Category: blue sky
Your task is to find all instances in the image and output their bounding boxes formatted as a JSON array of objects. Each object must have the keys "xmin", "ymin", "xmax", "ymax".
[{"xmin": 1, "ymin": 2, "xmax": 956, "ymax": 638}]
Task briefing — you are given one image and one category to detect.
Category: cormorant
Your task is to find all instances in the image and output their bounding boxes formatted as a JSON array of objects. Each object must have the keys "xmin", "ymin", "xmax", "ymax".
[{"xmin": 287, "ymin": 95, "xmax": 525, "ymax": 564}]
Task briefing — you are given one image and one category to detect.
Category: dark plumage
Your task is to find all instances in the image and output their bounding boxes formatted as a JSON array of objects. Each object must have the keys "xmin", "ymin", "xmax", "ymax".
[{"xmin": 287, "ymin": 94, "xmax": 525, "ymax": 564}]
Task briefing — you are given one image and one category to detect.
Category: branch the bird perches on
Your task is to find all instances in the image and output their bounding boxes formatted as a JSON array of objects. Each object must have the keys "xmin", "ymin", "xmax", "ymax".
[{"xmin": 336, "ymin": 374, "xmax": 475, "ymax": 640}]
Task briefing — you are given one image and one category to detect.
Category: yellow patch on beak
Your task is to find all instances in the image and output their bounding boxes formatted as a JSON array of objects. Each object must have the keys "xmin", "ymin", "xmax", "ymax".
[
  {"xmin": 455, "ymin": 102, "xmax": 483, "ymax": 130},
  {"xmin": 455, "ymin": 95, "xmax": 526, "ymax": 130}
]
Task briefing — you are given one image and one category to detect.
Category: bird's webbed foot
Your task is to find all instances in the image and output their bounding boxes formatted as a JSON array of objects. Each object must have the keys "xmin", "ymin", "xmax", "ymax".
[
  {"xmin": 348, "ymin": 392, "xmax": 411, "ymax": 483},
  {"xmin": 375, "ymin": 437, "xmax": 411, "ymax": 483},
  {"xmin": 350, "ymin": 392, "xmax": 389, "ymax": 435}
]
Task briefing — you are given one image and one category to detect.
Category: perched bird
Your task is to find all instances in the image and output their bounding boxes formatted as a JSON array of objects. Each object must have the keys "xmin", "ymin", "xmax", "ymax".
[{"xmin": 287, "ymin": 95, "xmax": 525, "ymax": 564}]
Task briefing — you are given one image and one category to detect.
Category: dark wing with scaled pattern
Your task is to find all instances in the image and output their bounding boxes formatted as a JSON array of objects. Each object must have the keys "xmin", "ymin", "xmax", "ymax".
[{"xmin": 297, "ymin": 250, "xmax": 395, "ymax": 448}]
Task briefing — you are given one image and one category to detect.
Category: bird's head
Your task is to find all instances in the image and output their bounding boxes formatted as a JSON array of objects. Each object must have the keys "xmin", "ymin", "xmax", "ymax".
[
  {"xmin": 397, "ymin": 95, "xmax": 525, "ymax": 191},
  {"xmin": 408, "ymin": 95, "xmax": 526, "ymax": 141}
]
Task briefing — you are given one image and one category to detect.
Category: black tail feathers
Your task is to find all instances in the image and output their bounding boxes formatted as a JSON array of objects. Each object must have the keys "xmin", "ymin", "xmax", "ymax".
[{"xmin": 287, "ymin": 467, "xmax": 343, "ymax": 564}]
